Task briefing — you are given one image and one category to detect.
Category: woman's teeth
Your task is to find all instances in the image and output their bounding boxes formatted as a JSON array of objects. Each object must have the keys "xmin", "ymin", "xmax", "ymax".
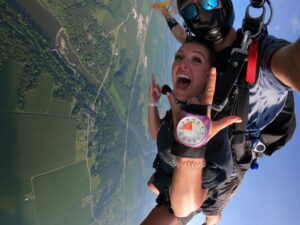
[
  {"xmin": 178, "ymin": 74, "xmax": 190, "ymax": 80},
  {"xmin": 177, "ymin": 74, "xmax": 191, "ymax": 89}
]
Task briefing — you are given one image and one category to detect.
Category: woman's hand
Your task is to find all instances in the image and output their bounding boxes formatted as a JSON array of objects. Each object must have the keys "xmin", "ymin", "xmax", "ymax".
[
  {"xmin": 166, "ymin": 67, "xmax": 242, "ymax": 142},
  {"xmin": 149, "ymin": 73, "xmax": 161, "ymax": 105}
]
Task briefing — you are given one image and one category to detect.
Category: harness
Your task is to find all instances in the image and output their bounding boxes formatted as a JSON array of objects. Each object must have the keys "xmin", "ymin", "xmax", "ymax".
[
  {"xmin": 211, "ymin": 0, "xmax": 274, "ymax": 178},
  {"xmin": 213, "ymin": 0, "xmax": 272, "ymax": 111}
]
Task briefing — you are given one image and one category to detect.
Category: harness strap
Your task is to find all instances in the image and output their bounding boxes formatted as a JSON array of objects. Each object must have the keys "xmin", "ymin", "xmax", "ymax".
[
  {"xmin": 246, "ymin": 39, "xmax": 259, "ymax": 84},
  {"xmin": 231, "ymin": 68, "xmax": 252, "ymax": 179},
  {"xmin": 212, "ymin": 50, "xmax": 248, "ymax": 111},
  {"xmin": 231, "ymin": 40, "xmax": 261, "ymax": 179}
]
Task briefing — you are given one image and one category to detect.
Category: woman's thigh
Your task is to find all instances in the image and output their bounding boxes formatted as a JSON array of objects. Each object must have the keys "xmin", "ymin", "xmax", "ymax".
[{"xmin": 140, "ymin": 205, "xmax": 181, "ymax": 225}]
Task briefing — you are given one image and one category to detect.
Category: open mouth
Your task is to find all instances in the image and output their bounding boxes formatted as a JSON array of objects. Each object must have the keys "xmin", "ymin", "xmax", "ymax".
[{"xmin": 176, "ymin": 74, "xmax": 191, "ymax": 90}]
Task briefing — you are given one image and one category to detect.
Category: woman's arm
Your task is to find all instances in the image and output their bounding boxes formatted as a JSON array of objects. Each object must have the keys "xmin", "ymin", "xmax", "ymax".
[
  {"xmin": 170, "ymin": 157, "xmax": 208, "ymax": 217},
  {"xmin": 148, "ymin": 103, "xmax": 160, "ymax": 140},
  {"xmin": 167, "ymin": 68, "xmax": 241, "ymax": 217},
  {"xmin": 148, "ymin": 73, "xmax": 161, "ymax": 140}
]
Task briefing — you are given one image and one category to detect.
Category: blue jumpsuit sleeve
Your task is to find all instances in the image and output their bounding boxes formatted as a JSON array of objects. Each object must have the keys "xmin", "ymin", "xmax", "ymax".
[
  {"xmin": 259, "ymin": 35, "xmax": 291, "ymax": 90},
  {"xmin": 248, "ymin": 36, "xmax": 292, "ymax": 129}
]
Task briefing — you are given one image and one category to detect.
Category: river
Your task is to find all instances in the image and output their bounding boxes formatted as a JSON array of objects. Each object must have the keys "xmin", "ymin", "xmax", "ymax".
[{"xmin": 15, "ymin": 0, "xmax": 61, "ymax": 48}]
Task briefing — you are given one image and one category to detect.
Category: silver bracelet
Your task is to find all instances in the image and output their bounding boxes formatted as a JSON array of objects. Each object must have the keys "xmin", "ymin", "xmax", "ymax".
[{"xmin": 148, "ymin": 102, "xmax": 158, "ymax": 107}]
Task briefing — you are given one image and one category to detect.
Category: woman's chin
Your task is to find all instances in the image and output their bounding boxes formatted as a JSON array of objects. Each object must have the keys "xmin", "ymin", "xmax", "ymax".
[{"xmin": 174, "ymin": 94, "xmax": 188, "ymax": 102}]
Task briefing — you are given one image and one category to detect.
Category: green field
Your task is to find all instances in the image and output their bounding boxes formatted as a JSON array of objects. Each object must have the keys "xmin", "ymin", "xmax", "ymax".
[
  {"xmin": 118, "ymin": 15, "xmax": 139, "ymax": 88},
  {"xmin": 24, "ymin": 74, "xmax": 54, "ymax": 113},
  {"xmin": 92, "ymin": 8, "xmax": 105, "ymax": 25},
  {"xmin": 33, "ymin": 161, "xmax": 91, "ymax": 225},
  {"xmin": 49, "ymin": 99, "xmax": 72, "ymax": 116},
  {"xmin": 125, "ymin": 159, "xmax": 140, "ymax": 203},
  {"xmin": 106, "ymin": 13, "xmax": 140, "ymax": 113},
  {"xmin": 109, "ymin": 81, "xmax": 126, "ymax": 117},
  {"xmin": 0, "ymin": 112, "xmax": 76, "ymax": 225}
]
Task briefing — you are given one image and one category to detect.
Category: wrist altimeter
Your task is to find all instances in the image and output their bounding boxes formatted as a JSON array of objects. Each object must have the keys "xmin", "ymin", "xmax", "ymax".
[
  {"xmin": 172, "ymin": 112, "xmax": 211, "ymax": 158},
  {"xmin": 176, "ymin": 113, "xmax": 211, "ymax": 148}
]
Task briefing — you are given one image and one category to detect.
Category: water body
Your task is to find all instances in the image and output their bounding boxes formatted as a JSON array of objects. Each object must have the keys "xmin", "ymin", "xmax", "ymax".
[{"xmin": 15, "ymin": 0, "xmax": 61, "ymax": 48}]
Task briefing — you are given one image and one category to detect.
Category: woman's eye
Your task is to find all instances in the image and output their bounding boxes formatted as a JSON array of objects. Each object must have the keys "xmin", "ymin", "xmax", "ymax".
[
  {"xmin": 175, "ymin": 55, "xmax": 183, "ymax": 61},
  {"xmin": 193, "ymin": 57, "xmax": 201, "ymax": 63}
]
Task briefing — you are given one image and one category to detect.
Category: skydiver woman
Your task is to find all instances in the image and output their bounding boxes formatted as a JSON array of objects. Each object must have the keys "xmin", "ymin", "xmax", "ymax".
[{"xmin": 142, "ymin": 37, "xmax": 241, "ymax": 225}]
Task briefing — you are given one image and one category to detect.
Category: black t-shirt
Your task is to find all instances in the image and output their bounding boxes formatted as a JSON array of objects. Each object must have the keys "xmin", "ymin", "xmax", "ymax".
[{"xmin": 156, "ymin": 110, "xmax": 232, "ymax": 190}]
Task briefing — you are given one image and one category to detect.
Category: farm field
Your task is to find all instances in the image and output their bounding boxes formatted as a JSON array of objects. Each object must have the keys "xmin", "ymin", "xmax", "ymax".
[
  {"xmin": 0, "ymin": 112, "xmax": 76, "ymax": 225},
  {"xmin": 32, "ymin": 161, "xmax": 91, "ymax": 225},
  {"xmin": 24, "ymin": 74, "xmax": 54, "ymax": 113}
]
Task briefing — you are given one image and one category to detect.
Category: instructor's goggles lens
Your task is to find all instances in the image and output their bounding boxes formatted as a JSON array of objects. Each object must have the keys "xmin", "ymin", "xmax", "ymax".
[{"xmin": 180, "ymin": 0, "xmax": 219, "ymax": 20}]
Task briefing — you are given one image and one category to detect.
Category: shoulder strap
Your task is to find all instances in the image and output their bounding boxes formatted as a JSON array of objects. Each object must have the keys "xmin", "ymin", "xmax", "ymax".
[
  {"xmin": 230, "ymin": 39, "xmax": 261, "ymax": 179},
  {"xmin": 213, "ymin": 33, "xmax": 260, "ymax": 112},
  {"xmin": 212, "ymin": 48, "xmax": 248, "ymax": 112}
]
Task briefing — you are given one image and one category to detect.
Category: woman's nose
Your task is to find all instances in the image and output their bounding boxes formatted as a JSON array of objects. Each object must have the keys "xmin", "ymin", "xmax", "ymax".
[{"xmin": 179, "ymin": 61, "xmax": 188, "ymax": 70}]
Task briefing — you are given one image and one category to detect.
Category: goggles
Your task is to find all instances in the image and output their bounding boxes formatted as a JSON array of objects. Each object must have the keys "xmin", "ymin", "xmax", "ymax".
[{"xmin": 180, "ymin": 0, "xmax": 219, "ymax": 20}]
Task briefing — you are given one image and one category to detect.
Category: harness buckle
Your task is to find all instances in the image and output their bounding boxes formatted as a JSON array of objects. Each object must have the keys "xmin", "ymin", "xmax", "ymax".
[{"xmin": 211, "ymin": 97, "xmax": 228, "ymax": 112}]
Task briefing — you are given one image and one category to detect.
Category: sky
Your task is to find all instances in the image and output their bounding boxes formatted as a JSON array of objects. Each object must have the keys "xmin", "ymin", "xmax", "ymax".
[{"xmin": 184, "ymin": 0, "xmax": 300, "ymax": 224}]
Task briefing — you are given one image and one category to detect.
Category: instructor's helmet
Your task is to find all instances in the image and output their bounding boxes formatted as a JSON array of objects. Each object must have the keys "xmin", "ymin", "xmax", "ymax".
[{"xmin": 177, "ymin": 0, "xmax": 235, "ymax": 42}]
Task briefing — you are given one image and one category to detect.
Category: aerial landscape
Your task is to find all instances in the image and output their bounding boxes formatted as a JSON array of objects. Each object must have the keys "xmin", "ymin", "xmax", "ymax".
[{"xmin": 0, "ymin": 0, "xmax": 176, "ymax": 224}]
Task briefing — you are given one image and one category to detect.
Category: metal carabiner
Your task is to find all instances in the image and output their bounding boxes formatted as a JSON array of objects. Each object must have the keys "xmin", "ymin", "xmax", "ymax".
[
  {"xmin": 250, "ymin": 0, "xmax": 266, "ymax": 8},
  {"xmin": 242, "ymin": 4, "xmax": 266, "ymax": 38}
]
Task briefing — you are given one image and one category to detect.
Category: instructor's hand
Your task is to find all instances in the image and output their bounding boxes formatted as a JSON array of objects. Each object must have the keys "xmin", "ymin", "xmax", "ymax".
[
  {"xmin": 151, "ymin": 2, "xmax": 169, "ymax": 16},
  {"xmin": 166, "ymin": 67, "xmax": 242, "ymax": 142}
]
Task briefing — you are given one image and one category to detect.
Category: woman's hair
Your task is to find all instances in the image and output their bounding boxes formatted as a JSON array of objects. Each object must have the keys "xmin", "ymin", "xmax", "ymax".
[{"xmin": 184, "ymin": 36, "xmax": 216, "ymax": 67}]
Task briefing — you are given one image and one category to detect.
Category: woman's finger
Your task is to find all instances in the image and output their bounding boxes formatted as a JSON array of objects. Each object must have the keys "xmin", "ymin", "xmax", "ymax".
[
  {"xmin": 152, "ymin": 72, "xmax": 156, "ymax": 86},
  {"xmin": 200, "ymin": 67, "xmax": 217, "ymax": 105},
  {"xmin": 209, "ymin": 116, "xmax": 242, "ymax": 140}
]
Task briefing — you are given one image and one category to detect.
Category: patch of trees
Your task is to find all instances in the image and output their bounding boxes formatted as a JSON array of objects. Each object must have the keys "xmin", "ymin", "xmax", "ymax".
[{"xmin": 0, "ymin": 0, "xmax": 52, "ymax": 110}]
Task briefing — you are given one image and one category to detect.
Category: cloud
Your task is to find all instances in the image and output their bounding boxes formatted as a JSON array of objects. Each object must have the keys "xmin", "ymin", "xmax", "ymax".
[
  {"xmin": 274, "ymin": 25, "xmax": 280, "ymax": 31},
  {"xmin": 290, "ymin": 16, "xmax": 300, "ymax": 34}
]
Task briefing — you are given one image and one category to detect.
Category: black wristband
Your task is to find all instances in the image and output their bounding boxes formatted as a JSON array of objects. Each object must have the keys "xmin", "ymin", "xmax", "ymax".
[
  {"xmin": 171, "ymin": 141, "xmax": 206, "ymax": 158},
  {"xmin": 180, "ymin": 104, "xmax": 208, "ymax": 115},
  {"xmin": 166, "ymin": 18, "xmax": 178, "ymax": 30}
]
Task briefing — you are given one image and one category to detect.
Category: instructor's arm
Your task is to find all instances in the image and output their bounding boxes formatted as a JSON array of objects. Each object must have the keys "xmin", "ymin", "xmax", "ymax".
[
  {"xmin": 271, "ymin": 38, "xmax": 300, "ymax": 93},
  {"xmin": 151, "ymin": 2, "xmax": 187, "ymax": 44}
]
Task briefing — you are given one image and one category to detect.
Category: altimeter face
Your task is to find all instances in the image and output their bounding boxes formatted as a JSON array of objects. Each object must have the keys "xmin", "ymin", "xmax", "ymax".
[{"xmin": 176, "ymin": 115, "xmax": 210, "ymax": 148}]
